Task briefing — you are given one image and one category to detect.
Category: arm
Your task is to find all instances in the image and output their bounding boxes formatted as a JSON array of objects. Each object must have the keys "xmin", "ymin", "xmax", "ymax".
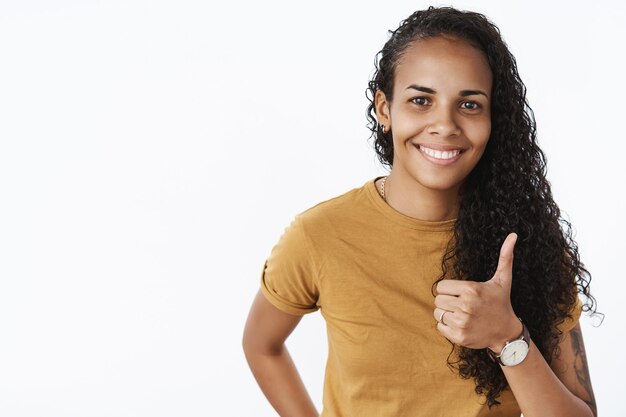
[
  {"xmin": 498, "ymin": 321, "xmax": 596, "ymax": 417},
  {"xmin": 551, "ymin": 323, "xmax": 597, "ymax": 415},
  {"xmin": 242, "ymin": 289, "xmax": 319, "ymax": 417},
  {"xmin": 434, "ymin": 233, "xmax": 596, "ymax": 417}
]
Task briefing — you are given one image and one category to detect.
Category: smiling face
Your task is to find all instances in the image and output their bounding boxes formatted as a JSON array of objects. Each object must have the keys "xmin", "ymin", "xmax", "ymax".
[{"xmin": 375, "ymin": 35, "xmax": 493, "ymax": 194}]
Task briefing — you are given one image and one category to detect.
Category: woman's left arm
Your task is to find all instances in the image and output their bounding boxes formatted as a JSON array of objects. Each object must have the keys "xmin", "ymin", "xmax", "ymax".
[
  {"xmin": 434, "ymin": 233, "xmax": 597, "ymax": 417},
  {"xmin": 500, "ymin": 322, "xmax": 596, "ymax": 417}
]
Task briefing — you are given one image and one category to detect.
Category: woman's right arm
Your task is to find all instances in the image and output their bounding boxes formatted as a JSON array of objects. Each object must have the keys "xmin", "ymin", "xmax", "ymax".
[{"xmin": 242, "ymin": 289, "xmax": 320, "ymax": 417}]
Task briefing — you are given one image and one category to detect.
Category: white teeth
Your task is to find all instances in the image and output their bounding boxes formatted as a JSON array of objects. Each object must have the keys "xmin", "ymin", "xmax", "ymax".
[{"xmin": 419, "ymin": 145, "xmax": 461, "ymax": 160}]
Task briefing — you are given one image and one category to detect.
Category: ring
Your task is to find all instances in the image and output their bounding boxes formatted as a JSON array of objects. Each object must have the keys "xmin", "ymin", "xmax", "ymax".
[{"xmin": 438, "ymin": 310, "xmax": 448, "ymax": 326}]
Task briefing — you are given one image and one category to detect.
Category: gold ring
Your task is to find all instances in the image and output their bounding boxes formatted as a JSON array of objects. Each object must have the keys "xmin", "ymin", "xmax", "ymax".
[{"xmin": 438, "ymin": 310, "xmax": 447, "ymax": 326}]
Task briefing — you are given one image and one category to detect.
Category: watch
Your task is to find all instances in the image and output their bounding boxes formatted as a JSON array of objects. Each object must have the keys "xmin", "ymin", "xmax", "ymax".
[{"xmin": 487, "ymin": 317, "xmax": 530, "ymax": 367}]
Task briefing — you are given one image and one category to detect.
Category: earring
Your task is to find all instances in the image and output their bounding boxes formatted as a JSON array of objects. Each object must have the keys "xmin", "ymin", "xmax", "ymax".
[{"xmin": 380, "ymin": 123, "xmax": 386, "ymax": 133}]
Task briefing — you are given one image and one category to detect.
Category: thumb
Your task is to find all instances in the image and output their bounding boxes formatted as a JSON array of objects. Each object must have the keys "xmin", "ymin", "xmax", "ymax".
[{"xmin": 491, "ymin": 232, "xmax": 518, "ymax": 290}]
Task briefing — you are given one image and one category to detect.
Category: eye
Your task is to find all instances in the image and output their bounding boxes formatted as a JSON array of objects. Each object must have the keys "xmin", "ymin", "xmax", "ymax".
[
  {"xmin": 461, "ymin": 101, "xmax": 481, "ymax": 110},
  {"xmin": 411, "ymin": 97, "xmax": 431, "ymax": 106}
]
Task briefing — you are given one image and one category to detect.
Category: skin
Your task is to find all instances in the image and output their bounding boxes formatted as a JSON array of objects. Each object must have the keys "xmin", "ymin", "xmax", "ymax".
[
  {"xmin": 243, "ymin": 35, "xmax": 596, "ymax": 417},
  {"xmin": 242, "ymin": 291, "xmax": 319, "ymax": 417},
  {"xmin": 431, "ymin": 231, "xmax": 595, "ymax": 416},
  {"xmin": 374, "ymin": 35, "xmax": 492, "ymax": 222},
  {"xmin": 434, "ymin": 233, "xmax": 522, "ymax": 353}
]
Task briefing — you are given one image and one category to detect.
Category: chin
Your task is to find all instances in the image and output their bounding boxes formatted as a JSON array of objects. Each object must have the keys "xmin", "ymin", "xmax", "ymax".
[
  {"xmin": 424, "ymin": 182, "xmax": 462, "ymax": 192},
  {"xmin": 413, "ymin": 174, "xmax": 464, "ymax": 192}
]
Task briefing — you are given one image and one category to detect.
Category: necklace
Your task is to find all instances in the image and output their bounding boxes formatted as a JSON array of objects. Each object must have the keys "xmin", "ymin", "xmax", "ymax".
[{"xmin": 380, "ymin": 176, "xmax": 388, "ymax": 201}]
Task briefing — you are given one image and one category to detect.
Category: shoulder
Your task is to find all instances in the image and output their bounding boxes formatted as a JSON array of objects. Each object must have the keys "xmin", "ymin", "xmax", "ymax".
[{"xmin": 296, "ymin": 179, "xmax": 373, "ymax": 228}]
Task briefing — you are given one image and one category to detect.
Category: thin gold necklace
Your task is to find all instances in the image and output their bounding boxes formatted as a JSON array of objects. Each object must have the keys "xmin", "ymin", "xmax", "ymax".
[{"xmin": 380, "ymin": 176, "xmax": 388, "ymax": 201}]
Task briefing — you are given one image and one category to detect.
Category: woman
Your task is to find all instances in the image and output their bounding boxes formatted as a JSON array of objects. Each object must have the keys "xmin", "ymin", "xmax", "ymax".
[{"xmin": 242, "ymin": 6, "xmax": 599, "ymax": 417}]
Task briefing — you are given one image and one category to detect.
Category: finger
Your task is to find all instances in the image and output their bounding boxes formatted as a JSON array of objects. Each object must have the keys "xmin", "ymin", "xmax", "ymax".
[
  {"xmin": 433, "ymin": 307, "xmax": 452, "ymax": 326},
  {"xmin": 433, "ymin": 307, "xmax": 467, "ymax": 328},
  {"xmin": 436, "ymin": 294, "xmax": 478, "ymax": 315},
  {"xmin": 490, "ymin": 232, "xmax": 517, "ymax": 293},
  {"xmin": 495, "ymin": 232, "xmax": 518, "ymax": 276},
  {"xmin": 436, "ymin": 279, "xmax": 480, "ymax": 296},
  {"xmin": 435, "ymin": 307, "xmax": 472, "ymax": 328},
  {"xmin": 436, "ymin": 321, "xmax": 457, "ymax": 343},
  {"xmin": 435, "ymin": 294, "xmax": 463, "ymax": 311}
]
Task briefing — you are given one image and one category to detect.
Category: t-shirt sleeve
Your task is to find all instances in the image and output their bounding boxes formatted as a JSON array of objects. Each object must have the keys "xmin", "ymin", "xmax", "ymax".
[
  {"xmin": 554, "ymin": 249, "xmax": 584, "ymax": 334},
  {"xmin": 555, "ymin": 295, "xmax": 583, "ymax": 334},
  {"xmin": 259, "ymin": 214, "xmax": 320, "ymax": 316}
]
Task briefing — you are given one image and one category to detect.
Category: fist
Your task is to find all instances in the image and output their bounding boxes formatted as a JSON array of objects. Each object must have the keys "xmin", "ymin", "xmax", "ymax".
[{"xmin": 433, "ymin": 232, "xmax": 523, "ymax": 352}]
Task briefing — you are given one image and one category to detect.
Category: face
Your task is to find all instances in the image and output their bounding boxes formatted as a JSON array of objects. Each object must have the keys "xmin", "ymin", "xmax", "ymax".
[{"xmin": 375, "ymin": 35, "xmax": 493, "ymax": 193}]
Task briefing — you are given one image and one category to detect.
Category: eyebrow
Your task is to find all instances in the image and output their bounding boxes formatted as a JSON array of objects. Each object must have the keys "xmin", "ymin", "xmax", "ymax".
[{"xmin": 406, "ymin": 84, "xmax": 489, "ymax": 98}]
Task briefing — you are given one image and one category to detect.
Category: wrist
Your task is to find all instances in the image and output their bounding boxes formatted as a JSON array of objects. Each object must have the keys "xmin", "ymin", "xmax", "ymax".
[{"xmin": 488, "ymin": 315, "xmax": 524, "ymax": 353}]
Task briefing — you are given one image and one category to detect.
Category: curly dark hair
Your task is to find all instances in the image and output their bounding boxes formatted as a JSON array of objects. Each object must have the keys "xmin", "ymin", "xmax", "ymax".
[{"xmin": 365, "ymin": 6, "xmax": 601, "ymax": 408}]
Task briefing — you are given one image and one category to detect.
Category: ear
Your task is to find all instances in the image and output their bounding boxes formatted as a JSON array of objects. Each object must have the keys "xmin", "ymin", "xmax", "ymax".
[{"xmin": 374, "ymin": 90, "xmax": 391, "ymax": 128}]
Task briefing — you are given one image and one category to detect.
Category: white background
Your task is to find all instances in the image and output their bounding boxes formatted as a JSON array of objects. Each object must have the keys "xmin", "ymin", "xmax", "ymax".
[{"xmin": 0, "ymin": 0, "xmax": 624, "ymax": 415}]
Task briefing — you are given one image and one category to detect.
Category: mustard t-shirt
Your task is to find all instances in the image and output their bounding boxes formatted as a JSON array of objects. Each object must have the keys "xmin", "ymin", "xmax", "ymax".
[{"xmin": 259, "ymin": 176, "xmax": 582, "ymax": 417}]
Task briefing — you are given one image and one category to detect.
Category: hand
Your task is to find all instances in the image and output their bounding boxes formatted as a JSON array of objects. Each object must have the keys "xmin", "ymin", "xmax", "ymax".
[{"xmin": 433, "ymin": 232, "xmax": 523, "ymax": 352}]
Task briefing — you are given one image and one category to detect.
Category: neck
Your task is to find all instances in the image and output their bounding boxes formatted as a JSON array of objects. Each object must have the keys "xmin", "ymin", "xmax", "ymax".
[{"xmin": 384, "ymin": 172, "xmax": 461, "ymax": 222}]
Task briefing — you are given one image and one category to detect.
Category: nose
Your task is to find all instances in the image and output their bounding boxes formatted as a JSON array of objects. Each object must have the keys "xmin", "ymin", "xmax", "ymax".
[{"xmin": 426, "ymin": 105, "xmax": 461, "ymax": 137}]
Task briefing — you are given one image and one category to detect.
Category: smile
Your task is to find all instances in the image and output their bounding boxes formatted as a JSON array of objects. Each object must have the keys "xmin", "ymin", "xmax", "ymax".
[{"xmin": 414, "ymin": 144, "xmax": 465, "ymax": 165}]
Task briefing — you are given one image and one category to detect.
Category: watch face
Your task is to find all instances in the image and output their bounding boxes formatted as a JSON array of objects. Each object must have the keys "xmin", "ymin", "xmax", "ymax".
[{"xmin": 500, "ymin": 340, "xmax": 529, "ymax": 366}]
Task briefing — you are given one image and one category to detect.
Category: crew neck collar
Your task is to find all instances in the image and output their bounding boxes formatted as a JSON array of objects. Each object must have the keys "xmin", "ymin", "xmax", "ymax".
[{"xmin": 365, "ymin": 176, "xmax": 456, "ymax": 231}]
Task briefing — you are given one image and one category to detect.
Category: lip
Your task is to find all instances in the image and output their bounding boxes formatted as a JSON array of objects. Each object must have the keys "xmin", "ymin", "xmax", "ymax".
[
  {"xmin": 414, "ymin": 143, "xmax": 466, "ymax": 152},
  {"xmin": 413, "ymin": 143, "xmax": 464, "ymax": 166}
]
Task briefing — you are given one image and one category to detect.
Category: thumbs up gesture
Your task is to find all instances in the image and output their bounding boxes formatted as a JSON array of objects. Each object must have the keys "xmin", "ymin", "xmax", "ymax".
[{"xmin": 434, "ymin": 232, "xmax": 524, "ymax": 352}]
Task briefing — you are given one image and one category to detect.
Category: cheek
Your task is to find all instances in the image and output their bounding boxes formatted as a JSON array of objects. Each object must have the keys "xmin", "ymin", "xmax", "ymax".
[
  {"xmin": 394, "ymin": 110, "xmax": 424, "ymax": 131},
  {"xmin": 470, "ymin": 119, "xmax": 491, "ymax": 149},
  {"xmin": 392, "ymin": 115, "xmax": 430, "ymax": 146}
]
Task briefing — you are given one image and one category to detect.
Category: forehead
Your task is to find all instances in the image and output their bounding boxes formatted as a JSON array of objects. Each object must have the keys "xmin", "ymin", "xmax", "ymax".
[{"xmin": 394, "ymin": 36, "xmax": 493, "ymax": 95}]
